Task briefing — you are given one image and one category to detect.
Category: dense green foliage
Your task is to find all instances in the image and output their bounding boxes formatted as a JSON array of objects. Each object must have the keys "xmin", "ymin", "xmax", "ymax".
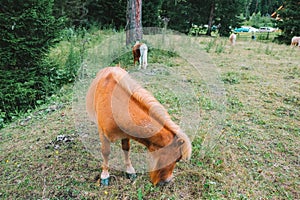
[
  {"xmin": 143, "ymin": 0, "xmax": 163, "ymax": 27},
  {"xmin": 276, "ymin": 0, "xmax": 300, "ymax": 44},
  {"xmin": 160, "ymin": 0, "xmax": 191, "ymax": 33},
  {"xmin": 50, "ymin": 0, "xmax": 283, "ymax": 34},
  {"xmin": 159, "ymin": 0, "xmax": 244, "ymax": 36},
  {"xmin": 215, "ymin": 0, "xmax": 244, "ymax": 36},
  {"xmin": 0, "ymin": 29, "xmax": 82, "ymax": 127},
  {"xmin": 0, "ymin": 0, "xmax": 63, "ymax": 69},
  {"xmin": 244, "ymin": 0, "xmax": 283, "ymax": 19},
  {"xmin": 86, "ymin": 0, "xmax": 127, "ymax": 29},
  {"xmin": 0, "ymin": 0, "xmax": 75, "ymax": 127},
  {"xmin": 243, "ymin": 12, "xmax": 275, "ymax": 28}
]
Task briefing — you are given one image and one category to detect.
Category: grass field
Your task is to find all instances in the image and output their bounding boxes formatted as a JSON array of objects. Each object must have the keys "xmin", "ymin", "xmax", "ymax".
[
  {"xmin": 1, "ymin": 32, "xmax": 299, "ymax": 199},
  {"xmin": 234, "ymin": 31, "xmax": 280, "ymax": 41}
]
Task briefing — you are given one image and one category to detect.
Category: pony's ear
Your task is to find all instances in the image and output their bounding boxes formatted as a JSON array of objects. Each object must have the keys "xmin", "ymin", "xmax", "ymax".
[
  {"xmin": 176, "ymin": 136, "xmax": 192, "ymax": 161},
  {"xmin": 116, "ymin": 62, "xmax": 121, "ymax": 68}
]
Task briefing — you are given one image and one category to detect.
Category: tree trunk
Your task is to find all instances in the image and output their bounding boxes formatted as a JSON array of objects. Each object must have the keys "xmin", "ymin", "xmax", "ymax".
[
  {"xmin": 206, "ymin": 0, "xmax": 215, "ymax": 36},
  {"xmin": 126, "ymin": 0, "xmax": 143, "ymax": 46}
]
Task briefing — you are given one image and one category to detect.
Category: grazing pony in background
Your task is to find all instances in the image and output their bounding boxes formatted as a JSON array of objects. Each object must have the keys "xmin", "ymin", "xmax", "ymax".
[
  {"xmin": 291, "ymin": 36, "xmax": 300, "ymax": 47},
  {"xmin": 86, "ymin": 66, "xmax": 192, "ymax": 186},
  {"xmin": 132, "ymin": 41, "xmax": 148, "ymax": 69},
  {"xmin": 229, "ymin": 33, "xmax": 237, "ymax": 45}
]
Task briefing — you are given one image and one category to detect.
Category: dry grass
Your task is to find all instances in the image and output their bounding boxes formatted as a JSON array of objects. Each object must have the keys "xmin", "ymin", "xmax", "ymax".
[
  {"xmin": 204, "ymin": 37, "xmax": 299, "ymax": 199},
  {"xmin": 1, "ymin": 35, "xmax": 299, "ymax": 199}
]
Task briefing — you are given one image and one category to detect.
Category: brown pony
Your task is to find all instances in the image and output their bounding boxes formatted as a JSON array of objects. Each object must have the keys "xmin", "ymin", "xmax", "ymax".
[
  {"xmin": 132, "ymin": 42, "xmax": 142, "ymax": 65},
  {"xmin": 86, "ymin": 66, "xmax": 192, "ymax": 185}
]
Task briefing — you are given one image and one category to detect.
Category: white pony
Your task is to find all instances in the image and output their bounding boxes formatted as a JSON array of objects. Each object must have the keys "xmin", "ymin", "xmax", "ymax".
[
  {"xmin": 133, "ymin": 41, "xmax": 148, "ymax": 69},
  {"xmin": 139, "ymin": 43, "xmax": 148, "ymax": 69},
  {"xmin": 229, "ymin": 33, "xmax": 237, "ymax": 46},
  {"xmin": 291, "ymin": 36, "xmax": 300, "ymax": 47}
]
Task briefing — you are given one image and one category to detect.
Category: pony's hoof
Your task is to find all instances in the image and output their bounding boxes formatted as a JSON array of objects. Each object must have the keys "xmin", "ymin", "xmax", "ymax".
[
  {"xmin": 126, "ymin": 173, "xmax": 137, "ymax": 181},
  {"xmin": 101, "ymin": 177, "xmax": 110, "ymax": 186}
]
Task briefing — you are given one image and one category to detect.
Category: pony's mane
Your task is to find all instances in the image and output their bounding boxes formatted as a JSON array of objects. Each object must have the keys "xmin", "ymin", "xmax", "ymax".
[{"xmin": 111, "ymin": 67, "xmax": 192, "ymax": 160}]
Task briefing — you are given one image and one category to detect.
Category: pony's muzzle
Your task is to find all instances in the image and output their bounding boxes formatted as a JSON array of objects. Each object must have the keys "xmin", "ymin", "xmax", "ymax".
[{"xmin": 158, "ymin": 175, "xmax": 173, "ymax": 186}]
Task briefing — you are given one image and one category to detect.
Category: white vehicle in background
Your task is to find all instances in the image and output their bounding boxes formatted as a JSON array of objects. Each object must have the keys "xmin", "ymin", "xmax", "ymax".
[
  {"xmin": 259, "ymin": 27, "xmax": 276, "ymax": 32},
  {"xmin": 248, "ymin": 27, "xmax": 259, "ymax": 32},
  {"xmin": 240, "ymin": 26, "xmax": 259, "ymax": 33}
]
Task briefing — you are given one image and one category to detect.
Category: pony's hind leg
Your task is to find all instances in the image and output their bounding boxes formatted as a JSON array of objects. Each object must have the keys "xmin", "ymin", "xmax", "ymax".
[
  {"xmin": 142, "ymin": 50, "xmax": 148, "ymax": 69},
  {"xmin": 100, "ymin": 134, "xmax": 111, "ymax": 185},
  {"xmin": 122, "ymin": 139, "xmax": 136, "ymax": 180},
  {"xmin": 138, "ymin": 55, "xmax": 142, "ymax": 70}
]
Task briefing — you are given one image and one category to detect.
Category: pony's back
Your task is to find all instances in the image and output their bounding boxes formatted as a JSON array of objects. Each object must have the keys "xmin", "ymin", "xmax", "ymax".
[
  {"xmin": 86, "ymin": 66, "xmax": 190, "ymax": 149},
  {"xmin": 86, "ymin": 67, "xmax": 129, "ymax": 123}
]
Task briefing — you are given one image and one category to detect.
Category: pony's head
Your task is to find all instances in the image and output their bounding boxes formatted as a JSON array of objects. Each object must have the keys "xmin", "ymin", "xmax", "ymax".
[{"xmin": 149, "ymin": 131, "xmax": 192, "ymax": 185}]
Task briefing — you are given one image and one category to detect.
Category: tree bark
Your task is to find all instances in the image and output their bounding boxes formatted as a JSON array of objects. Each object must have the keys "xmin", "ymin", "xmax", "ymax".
[
  {"xmin": 206, "ymin": 0, "xmax": 215, "ymax": 36},
  {"xmin": 126, "ymin": 0, "xmax": 143, "ymax": 46}
]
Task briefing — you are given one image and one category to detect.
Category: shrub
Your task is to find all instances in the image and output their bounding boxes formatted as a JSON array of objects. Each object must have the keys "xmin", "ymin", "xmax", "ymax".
[
  {"xmin": 0, "ymin": 0, "xmax": 68, "ymax": 126},
  {"xmin": 0, "ymin": 0, "xmax": 64, "ymax": 70}
]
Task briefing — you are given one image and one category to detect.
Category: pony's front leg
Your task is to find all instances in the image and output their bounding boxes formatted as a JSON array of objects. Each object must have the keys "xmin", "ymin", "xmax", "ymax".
[
  {"xmin": 100, "ymin": 134, "xmax": 111, "ymax": 185},
  {"xmin": 122, "ymin": 139, "xmax": 136, "ymax": 180}
]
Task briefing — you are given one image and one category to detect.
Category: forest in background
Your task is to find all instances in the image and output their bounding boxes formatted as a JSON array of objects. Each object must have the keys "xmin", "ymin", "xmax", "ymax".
[{"xmin": 0, "ymin": 0, "xmax": 299, "ymax": 127}]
